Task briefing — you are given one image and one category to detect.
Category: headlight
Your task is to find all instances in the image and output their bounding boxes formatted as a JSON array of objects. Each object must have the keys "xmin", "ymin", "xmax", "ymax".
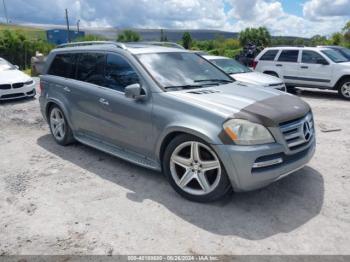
[{"xmin": 223, "ymin": 119, "xmax": 275, "ymax": 145}]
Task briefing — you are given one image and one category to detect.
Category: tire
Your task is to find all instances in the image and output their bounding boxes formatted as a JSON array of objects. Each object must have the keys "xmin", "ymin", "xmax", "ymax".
[
  {"xmin": 337, "ymin": 78, "xmax": 350, "ymax": 100},
  {"xmin": 286, "ymin": 85, "xmax": 297, "ymax": 94},
  {"xmin": 163, "ymin": 134, "xmax": 232, "ymax": 202},
  {"xmin": 48, "ymin": 105, "xmax": 75, "ymax": 146}
]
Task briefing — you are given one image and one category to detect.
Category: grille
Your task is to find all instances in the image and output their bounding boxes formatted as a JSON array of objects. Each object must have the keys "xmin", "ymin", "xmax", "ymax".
[
  {"xmin": 12, "ymin": 82, "xmax": 24, "ymax": 88},
  {"xmin": 0, "ymin": 84, "xmax": 11, "ymax": 90},
  {"xmin": 1, "ymin": 93, "xmax": 25, "ymax": 99},
  {"xmin": 280, "ymin": 113, "xmax": 314, "ymax": 150}
]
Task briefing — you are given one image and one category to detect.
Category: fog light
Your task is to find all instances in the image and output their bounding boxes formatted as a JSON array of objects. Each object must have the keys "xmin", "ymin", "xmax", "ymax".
[{"xmin": 253, "ymin": 157, "xmax": 283, "ymax": 168}]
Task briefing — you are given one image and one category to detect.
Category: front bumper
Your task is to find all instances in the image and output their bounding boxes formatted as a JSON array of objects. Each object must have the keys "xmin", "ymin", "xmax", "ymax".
[
  {"xmin": 213, "ymin": 136, "xmax": 316, "ymax": 192},
  {"xmin": 0, "ymin": 83, "xmax": 36, "ymax": 101}
]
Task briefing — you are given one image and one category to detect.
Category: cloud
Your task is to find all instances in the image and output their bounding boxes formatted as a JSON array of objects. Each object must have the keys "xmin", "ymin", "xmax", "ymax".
[
  {"xmin": 0, "ymin": 0, "xmax": 349, "ymax": 37},
  {"xmin": 303, "ymin": 0, "xmax": 350, "ymax": 20}
]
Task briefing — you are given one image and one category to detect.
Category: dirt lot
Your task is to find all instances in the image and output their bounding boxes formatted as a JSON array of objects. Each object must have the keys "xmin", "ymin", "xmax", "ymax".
[{"xmin": 0, "ymin": 80, "xmax": 350, "ymax": 255}]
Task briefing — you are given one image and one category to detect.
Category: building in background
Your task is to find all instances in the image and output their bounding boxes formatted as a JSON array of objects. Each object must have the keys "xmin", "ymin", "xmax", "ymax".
[{"xmin": 46, "ymin": 29, "xmax": 85, "ymax": 45}]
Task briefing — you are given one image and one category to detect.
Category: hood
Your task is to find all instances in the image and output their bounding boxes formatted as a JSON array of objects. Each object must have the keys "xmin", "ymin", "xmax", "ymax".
[
  {"xmin": 231, "ymin": 71, "xmax": 283, "ymax": 87},
  {"xmin": 169, "ymin": 83, "xmax": 310, "ymax": 126},
  {"xmin": 0, "ymin": 69, "xmax": 32, "ymax": 84}
]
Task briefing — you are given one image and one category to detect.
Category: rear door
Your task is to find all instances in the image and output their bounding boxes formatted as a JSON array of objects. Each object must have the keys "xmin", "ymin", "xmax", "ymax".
[
  {"xmin": 276, "ymin": 49, "xmax": 303, "ymax": 86},
  {"xmin": 67, "ymin": 52, "xmax": 107, "ymax": 139},
  {"xmin": 299, "ymin": 50, "xmax": 333, "ymax": 87}
]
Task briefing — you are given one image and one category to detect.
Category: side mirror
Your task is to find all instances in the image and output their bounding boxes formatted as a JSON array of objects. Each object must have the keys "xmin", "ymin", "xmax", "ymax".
[
  {"xmin": 317, "ymin": 59, "xmax": 329, "ymax": 65},
  {"xmin": 125, "ymin": 83, "xmax": 145, "ymax": 100}
]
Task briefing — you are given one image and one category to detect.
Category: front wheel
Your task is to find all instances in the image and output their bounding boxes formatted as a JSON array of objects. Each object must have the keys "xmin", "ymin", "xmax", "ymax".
[
  {"xmin": 163, "ymin": 135, "xmax": 231, "ymax": 202},
  {"xmin": 338, "ymin": 78, "xmax": 350, "ymax": 100}
]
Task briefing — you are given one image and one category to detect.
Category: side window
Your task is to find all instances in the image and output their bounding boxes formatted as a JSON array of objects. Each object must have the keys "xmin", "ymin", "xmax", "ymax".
[
  {"xmin": 302, "ymin": 51, "xmax": 326, "ymax": 64},
  {"xmin": 48, "ymin": 53, "xmax": 76, "ymax": 78},
  {"xmin": 76, "ymin": 53, "xmax": 106, "ymax": 86},
  {"xmin": 104, "ymin": 54, "xmax": 140, "ymax": 92},
  {"xmin": 260, "ymin": 50, "xmax": 279, "ymax": 61},
  {"xmin": 278, "ymin": 50, "xmax": 299, "ymax": 62}
]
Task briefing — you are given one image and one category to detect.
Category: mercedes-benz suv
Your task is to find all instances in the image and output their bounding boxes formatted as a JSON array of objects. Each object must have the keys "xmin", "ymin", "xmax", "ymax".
[{"xmin": 39, "ymin": 41, "xmax": 316, "ymax": 202}]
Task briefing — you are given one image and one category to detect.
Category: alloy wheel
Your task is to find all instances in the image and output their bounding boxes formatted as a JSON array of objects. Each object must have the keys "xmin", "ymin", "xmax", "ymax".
[
  {"xmin": 170, "ymin": 141, "xmax": 221, "ymax": 196},
  {"xmin": 50, "ymin": 107, "xmax": 66, "ymax": 140},
  {"xmin": 341, "ymin": 82, "xmax": 350, "ymax": 98}
]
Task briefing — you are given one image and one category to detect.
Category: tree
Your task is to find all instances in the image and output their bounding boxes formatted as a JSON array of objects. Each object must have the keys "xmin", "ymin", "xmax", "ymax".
[
  {"xmin": 330, "ymin": 32, "xmax": 344, "ymax": 45},
  {"xmin": 182, "ymin": 32, "xmax": 192, "ymax": 49},
  {"xmin": 343, "ymin": 21, "xmax": 350, "ymax": 42},
  {"xmin": 239, "ymin": 27, "xmax": 271, "ymax": 47},
  {"xmin": 117, "ymin": 30, "xmax": 141, "ymax": 42},
  {"xmin": 310, "ymin": 35, "xmax": 328, "ymax": 46}
]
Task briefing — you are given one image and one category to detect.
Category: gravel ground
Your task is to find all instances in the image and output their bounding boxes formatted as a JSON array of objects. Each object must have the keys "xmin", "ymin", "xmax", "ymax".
[{"xmin": 0, "ymin": 79, "xmax": 349, "ymax": 255}]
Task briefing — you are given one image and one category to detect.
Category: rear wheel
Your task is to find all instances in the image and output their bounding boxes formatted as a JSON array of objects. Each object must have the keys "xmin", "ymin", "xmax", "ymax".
[
  {"xmin": 338, "ymin": 78, "xmax": 350, "ymax": 100},
  {"xmin": 163, "ymin": 134, "xmax": 231, "ymax": 202},
  {"xmin": 49, "ymin": 105, "xmax": 75, "ymax": 146},
  {"xmin": 286, "ymin": 85, "xmax": 297, "ymax": 94}
]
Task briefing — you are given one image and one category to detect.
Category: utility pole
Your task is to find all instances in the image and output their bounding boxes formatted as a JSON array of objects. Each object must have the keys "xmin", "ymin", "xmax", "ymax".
[
  {"xmin": 77, "ymin": 19, "xmax": 80, "ymax": 33},
  {"xmin": 2, "ymin": 0, "xmax": 9, "ymax": 24},
  {"xmin": 65, "ymin": 8, "xmax": 70, "ymax": 42}
]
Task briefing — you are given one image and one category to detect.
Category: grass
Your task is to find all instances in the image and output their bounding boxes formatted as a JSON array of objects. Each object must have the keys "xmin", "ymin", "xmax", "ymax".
[{"xmin": 0, "ymin": 23, "xmax": 46, "ymax": 40}]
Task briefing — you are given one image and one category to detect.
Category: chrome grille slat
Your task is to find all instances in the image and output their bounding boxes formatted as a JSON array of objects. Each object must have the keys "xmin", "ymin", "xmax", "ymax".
[{"xmin": 280, "ymin": 113, "xmax": 314, "ymax": 150}]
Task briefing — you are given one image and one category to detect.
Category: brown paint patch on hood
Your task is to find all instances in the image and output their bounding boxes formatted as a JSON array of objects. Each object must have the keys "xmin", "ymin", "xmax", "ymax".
[{"xmin": 234, "ymin": 94, "xmax": 311, "ymax": 126}]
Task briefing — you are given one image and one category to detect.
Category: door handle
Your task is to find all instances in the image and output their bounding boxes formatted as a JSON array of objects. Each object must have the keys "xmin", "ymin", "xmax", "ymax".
[
  {"xmin": 300, "ymin": 66, "xmax": 309, "ymax": 69},
  {"xmin": 99, "ymin": 98, "xmax": 109, "ymax": 105},
  {"xmin": 276, "ymin": 64, "xmax": 283, "ymax": 67},
  {"xmin": 63, "ymin": 86, "xmax": 71, "ymax": 92}
]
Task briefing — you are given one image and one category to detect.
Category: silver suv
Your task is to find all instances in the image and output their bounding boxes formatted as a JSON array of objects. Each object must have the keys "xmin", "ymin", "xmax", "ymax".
[{"xmin": 39, "ymin": 41, "xmax": 316, "ymax": 202}]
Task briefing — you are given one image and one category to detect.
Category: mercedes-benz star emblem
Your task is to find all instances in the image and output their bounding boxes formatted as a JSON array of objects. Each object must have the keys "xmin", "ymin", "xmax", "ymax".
[{"xmin": 303, "ymin": 121, "xmax": 311, "ymax": 141}]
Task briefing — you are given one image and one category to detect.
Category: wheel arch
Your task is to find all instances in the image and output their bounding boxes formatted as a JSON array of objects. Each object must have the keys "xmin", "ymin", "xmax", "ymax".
[
  {"xmin": 334, "ymin": 75, "xmax": 350, "ymax": 89},
  {"xmin": 45, "ymin": 99, "xmax": 74, "ymax": 129},
  {"xmin": 157, "ymin": 126, "xmax": 220, "ymax": 163}
]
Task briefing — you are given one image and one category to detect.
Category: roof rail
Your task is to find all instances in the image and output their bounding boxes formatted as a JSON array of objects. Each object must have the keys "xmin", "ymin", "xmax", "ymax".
[
  {"xmin": 57, "ymin": 41, "xmax": 127, "ymax": 49},
  {"xmin": 129, "ymin": 41, "xmax": 185, "ymax": 49}
]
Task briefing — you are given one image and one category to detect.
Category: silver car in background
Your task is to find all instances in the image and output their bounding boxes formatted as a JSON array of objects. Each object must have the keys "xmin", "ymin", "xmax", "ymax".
[
  {"xmin": 39, "ymin": 41, "xmax": 315, "ymax": 202},
  {"xmin": 204, "ymin": 55, "xmax": 286, "ymax": 92}
]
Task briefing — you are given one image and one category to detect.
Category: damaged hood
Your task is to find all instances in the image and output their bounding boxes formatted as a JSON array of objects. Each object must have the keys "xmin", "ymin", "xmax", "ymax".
[{"xmin": 169, "ymin": 83, "xmax": 310, "ymax": 126}]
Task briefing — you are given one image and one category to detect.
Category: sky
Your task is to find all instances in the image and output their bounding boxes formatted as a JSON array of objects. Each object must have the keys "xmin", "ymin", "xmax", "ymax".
[{"xmin": 1, "ymin": 0, "xmax": 350, "ymax": 37}]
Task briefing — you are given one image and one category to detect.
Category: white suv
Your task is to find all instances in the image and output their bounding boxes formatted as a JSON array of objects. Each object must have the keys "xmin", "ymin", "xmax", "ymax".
[{"xmin": 254, "ymin": 47, "xmax": 350, "ymax": 99}]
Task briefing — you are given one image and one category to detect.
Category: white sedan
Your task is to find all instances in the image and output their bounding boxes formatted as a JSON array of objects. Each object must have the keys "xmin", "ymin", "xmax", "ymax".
[
  {"xmin": 0, "ymin": 58, "xmax": 36, "ymax": 101},
  {"xmin": 203, "ymin": 55, "xmax": 286, "ymax": 92}
]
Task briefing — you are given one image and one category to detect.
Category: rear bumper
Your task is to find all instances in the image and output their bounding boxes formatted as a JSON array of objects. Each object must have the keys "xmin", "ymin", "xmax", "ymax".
[
  {"xmin": 0, "ymin": 83, "xmax": 36, "ymax": 101},
  {"xmin": 213, "ymin": 137, "xmax": 316, "ymax": 191}
]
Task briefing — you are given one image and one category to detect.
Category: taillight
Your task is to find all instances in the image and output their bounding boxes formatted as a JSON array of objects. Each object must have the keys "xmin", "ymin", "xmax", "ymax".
[{"xmin": 252, "ymin": 60, "xmax": 258, "ymax": 70}]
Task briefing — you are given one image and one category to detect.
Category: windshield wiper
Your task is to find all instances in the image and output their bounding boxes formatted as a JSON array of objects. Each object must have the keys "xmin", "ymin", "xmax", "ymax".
[
  {"xmin": 194, "ymin": 79, "xmax": 233, "ymax": 83},
  {"xmin": 164, "ymin": 84, "xmax": 204, "ymax": 90}
]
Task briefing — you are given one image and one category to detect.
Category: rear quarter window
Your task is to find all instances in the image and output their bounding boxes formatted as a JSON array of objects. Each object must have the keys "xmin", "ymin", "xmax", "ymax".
[
  {"xmin": 48, "ymin": 53, "xmax": 77, "ymax": 78},
  {"xmin": 259, "ymin": 50, "xmax": 279, "ymax": 61}
]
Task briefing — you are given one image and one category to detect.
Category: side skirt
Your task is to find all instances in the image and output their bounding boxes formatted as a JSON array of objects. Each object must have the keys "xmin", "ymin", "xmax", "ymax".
[{"xmin": 74, "ymin": 133, "xmax": 162, "ymax": 171}]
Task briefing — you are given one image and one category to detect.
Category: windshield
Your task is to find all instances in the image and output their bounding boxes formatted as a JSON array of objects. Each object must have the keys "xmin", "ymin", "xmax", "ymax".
[
  {"xmin": 136, "ymin": 52, "xmax": 233, "ymax": 90},
  {"xmin": 210, "ymin": 58, "xmax": 251, "ymax": 74},
  {"xmin": 338, "ymin": 48, "xmax": 350, "ymax": 60},
  {"xmin": 0, "ymin": 58, "xmax": 15, "ymax": 71},
  {"xmin": 321, "ymin": 49, "xmax": 348, "ymax": 63}
]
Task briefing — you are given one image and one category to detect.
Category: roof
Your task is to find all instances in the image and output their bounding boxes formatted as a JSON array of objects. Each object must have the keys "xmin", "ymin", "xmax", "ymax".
[
  {"xmin": 53, "ymin": 41, "xmax": 189, "ymax": 55},
  {"xmin": 263, "ymin": 46, "xmax": 333, "ymax": 51}
]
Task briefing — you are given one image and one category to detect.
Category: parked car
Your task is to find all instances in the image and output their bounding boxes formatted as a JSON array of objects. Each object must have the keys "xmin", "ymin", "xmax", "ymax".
[
  {"xmin": 317, "ymin": 46, "xmax": 350, "ymax": 60},
  {"xmin": 254, "ymin": 46, "xmax": 350, "ymax": 99},
  {"xmin": 203, "ymin": 55, "xmax": 286, "ymax": 91},
  {"xmin": 40, "ymin": 42, "xmax": 315, "ymax": 202},
  {"xmin": 0, "ymin": 57, "xmax": 36, "ymax": 101}
]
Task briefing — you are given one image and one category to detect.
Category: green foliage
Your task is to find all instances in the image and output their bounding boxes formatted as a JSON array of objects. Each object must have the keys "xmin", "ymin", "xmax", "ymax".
[
  {"xmin": 239, "ymin": 27, "xmax": 271, "ymax": 47},
  {"xmin": 0, "ymin": 30, "xmax": 54, "ymax": 69},
  {"xmin": 182, "ymin": 32, "xmax": 192, "ymax": 49},
  {"xmin": 330, "ymin": 32, "xmax": 344, "ymax": 45},
  {"xmin": 117, "ymin": 30, "xmax": 141, "ymax": 42}
]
